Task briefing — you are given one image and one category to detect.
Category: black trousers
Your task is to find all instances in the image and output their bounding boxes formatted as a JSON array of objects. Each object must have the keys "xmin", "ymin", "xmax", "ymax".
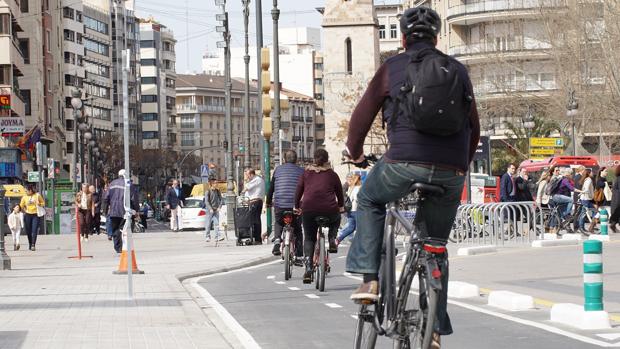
[
  {"xmin": 301, "ymin": 212, "xmax": 340, "ymax": 258},
  {"xmin": 110, "ymin": 217, "xmax": 124, "ymax": 253},
  {"xmin": 274, "ymin": 207, "xmax": 303, "ymax": 257},
  {"xmin": 249, "ymin": 200, "xmax": 263, "ymax": 242}
]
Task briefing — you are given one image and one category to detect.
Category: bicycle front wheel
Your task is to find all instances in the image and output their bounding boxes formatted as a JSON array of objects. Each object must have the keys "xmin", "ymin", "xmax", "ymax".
[
  {"xmin": 354, "ymin": 305, "xmax": 377, "ymax": 349},
  {"xmin": 395, "ymin": 272, "xmax": 439, "ymax": 349},
  {"xmin": 284, "ymin": 244, "xmax": 291, "ymax": 280},
  {"xmin": 318, "ymin": 235, "xmax": 326, "ymax": 292}
]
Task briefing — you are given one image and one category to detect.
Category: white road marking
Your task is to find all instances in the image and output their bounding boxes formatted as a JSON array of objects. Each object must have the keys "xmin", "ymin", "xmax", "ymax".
[
  {"xmin": 266, "ymin": 275, "xmax": 275, "ymax": 279},
  {"xmin": 325, "ymin": 303, "xmax": 343, "ymax": 309},
  {"xmin": 288, "ymin": 287, "xmax": 300, "ymax": 291},
  {"xmin": 351, "ymin": 314, "xmax": 358, "ymax": 320},
  {"xmin": 598, "ymin": 334, "xmax": 620, "ymax": 341},
  {"xmin": 338, "ymin": 256, "xmax": 346, "ymax": 259},
  {"xmin": 275, "ymin": 281, "xmax": 286, "ymax": 285},
  {"xmin": 342, "ymin": 273, "xmax": 620, "ymax": 348},
  {"xmin": 305, "ymin": 294, "xmax": 320, "ymax": 299},
  {"xmin": 189, "ymin": 278, "xmax": 261, "ymax": 349}
]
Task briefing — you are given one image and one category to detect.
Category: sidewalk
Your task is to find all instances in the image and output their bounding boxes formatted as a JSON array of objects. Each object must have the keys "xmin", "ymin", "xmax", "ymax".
[{"xmin": 0, "ymin": 226, "xmax": 273, "ymax": 349}]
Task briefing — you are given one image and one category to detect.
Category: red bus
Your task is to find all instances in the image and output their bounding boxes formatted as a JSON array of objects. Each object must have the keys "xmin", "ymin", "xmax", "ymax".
[{"xmin": 518, "ymin": 156, "xmax": 600, "ymax": 182}]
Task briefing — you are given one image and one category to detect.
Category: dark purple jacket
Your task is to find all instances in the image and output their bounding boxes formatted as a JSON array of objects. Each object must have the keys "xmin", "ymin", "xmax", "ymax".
[
  {"xmin": 102, "ymin": 177, "xmax": 139, "ymax": 218},
  {"xmin": 294, "ymin": 167, "xmax": 344, "ymax": 215}
]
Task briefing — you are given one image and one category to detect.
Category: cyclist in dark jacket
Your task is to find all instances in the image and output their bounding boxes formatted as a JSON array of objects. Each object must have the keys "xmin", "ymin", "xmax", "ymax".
[
  {"xmin": 343, "ymin": 7, "xmax": 480, "ymax": 345},
  {"xmin": 102, "ymin": 169, "xmax": 139, "ymax": 253}
]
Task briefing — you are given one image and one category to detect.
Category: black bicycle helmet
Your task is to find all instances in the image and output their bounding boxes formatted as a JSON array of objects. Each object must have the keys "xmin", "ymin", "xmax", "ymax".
[{"xmin": 400, "ymin": 6, "xmax": 441, "ymax": 39}]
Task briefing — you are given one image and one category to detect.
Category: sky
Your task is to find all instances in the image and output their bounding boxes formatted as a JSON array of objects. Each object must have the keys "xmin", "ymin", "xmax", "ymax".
[{"xmin": 134, "ymin": 0, "xmax": 326, "ymax": 74}]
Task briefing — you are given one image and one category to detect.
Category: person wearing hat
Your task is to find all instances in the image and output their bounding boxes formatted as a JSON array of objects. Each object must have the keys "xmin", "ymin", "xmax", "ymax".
[
  {"xmin": 204, "ymin": 174, "xmax": 223, "ymax": 242},
  {"xmin": 102, "ymin": 169, "xmax": 139, "ymax": 253}
]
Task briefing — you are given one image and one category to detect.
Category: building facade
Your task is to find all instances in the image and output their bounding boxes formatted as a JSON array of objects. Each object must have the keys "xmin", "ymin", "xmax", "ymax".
[
  {"xmin": 139, "ymin": 18, "xmax": 177, "ymax": 150},
  {"xmin": 376, "ymin": 1, "xmax": 404, "ymax": 52},
  {"xmin": 175, "ymin": 74, "xmax": 261, "ymax": 180},
  {"xmin": 280, "ymin": 88, "xmax": 316, "ymax": 164}
]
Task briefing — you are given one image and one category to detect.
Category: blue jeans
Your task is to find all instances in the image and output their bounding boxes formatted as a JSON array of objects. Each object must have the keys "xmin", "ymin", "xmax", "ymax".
[
  {"xmin": 337, "ymin": 211, "xmax": 357, "ymax": 241},
  {"xmin": 205, "ymin": 210, "xmax": 220, "ymax": 239},
  {"xmin": 345, "ymin": 159, "xmax": 465, "ymax": 335},
  {"xmin": 552, "ymin": 194, "xmax": 573, "ymax": 218},
  {"xmin": 24, "ymin": 213, "xmax": 40, "ymax": 247},
  {"xmin": 106, "ymin": 215, "xmax": 113, "ymax": 238},
  {"xmin": 578, "ymin": 200, "xmax": 594, "ymax": 230}
]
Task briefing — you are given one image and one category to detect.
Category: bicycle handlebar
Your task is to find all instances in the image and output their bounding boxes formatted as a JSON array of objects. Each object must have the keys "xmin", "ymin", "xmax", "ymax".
[{"xmin": 341, "ymin": 150, "xmax": 378, "ymax": 169}]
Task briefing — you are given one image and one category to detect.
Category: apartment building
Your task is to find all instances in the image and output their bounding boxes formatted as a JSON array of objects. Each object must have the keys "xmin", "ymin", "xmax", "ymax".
[
  {"xmin": 111, "ymin": 0, "xmax": 139, "ymax": 145},
  {"xmin": 139, "ymin": 18, "xmax": 177, "ymax": 151},
  {"xmin": 375, "ymin": 0, "xmax": 404, "ymax": 52},
  {"xmin": 313, "ymin": 52, "xmax": 325, "ymax": 147},
  {"xmin": 175, "ymin": 74, "xmax": 261, "ymax": 180},
  {"xmin": 0, "ymin": 0, "xmax": 26, "ymax": 144},
  {"xmin": 280, "ymin": 88, "xmax": 316, "ymax": 164}
]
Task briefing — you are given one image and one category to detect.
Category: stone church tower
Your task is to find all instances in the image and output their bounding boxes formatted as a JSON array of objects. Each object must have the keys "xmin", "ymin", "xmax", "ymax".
[{"xmin": 321, "ymin": 0, "xmax": 380, "ymax": 177}]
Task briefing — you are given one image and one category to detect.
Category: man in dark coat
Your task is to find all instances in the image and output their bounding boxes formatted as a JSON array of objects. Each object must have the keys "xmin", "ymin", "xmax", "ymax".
[
  {"xmin": 500, "ymin": 164, "xmax": 517, "ymax": 202},
  {"xmin": 166, "ymin": 179, "xmax": 185, "ymax": 231},
  {"xmin": 102, "ymin": 169, "xmax": 139, "ymax": 253}
]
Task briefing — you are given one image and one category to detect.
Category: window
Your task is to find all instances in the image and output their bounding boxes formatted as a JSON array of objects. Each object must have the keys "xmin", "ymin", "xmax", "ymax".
[
  {"xmin": 181, "ymin": 133, "xmax": 195, "ymax": 146},
  {"xmin": 314, "ymin": 93, "xmax": 323, "ymax": 100},
  {"xmin": 76, "ymin": 33, "xmax": 82, "ymax": 44},
  {"xmin": 84, "ymin": 60, "xmax": 109, "ymax": 77},
  {"xmin": 85, "ymin": 106, "xmax": 111, "ymax": 120},
  {"xmin": 21, "ymin": 90, "xmax": 31, "ymax": 115},
  {"xmin": 67, "ymin": 142, "xmax": 74, "ymax": 154},
  {"xmin": 84, "ymin": 16, "xmax": 108, "ymax": 34},
  {"xmin": 140, "ymin": 59, "xmax": 156, "ymax": 66},
  {"xmin": 390, "ymin": 24, "xmax": 397, "ymax": 39},
  {"xmin": 63, "ymin": 7, "xmax": 74, "ymax": 19},
  {"xmin": 85, "ymin": 83, "xmax": 110, "ymax": 99},
  {"xmin": 165, "ymin": 78, "xmax": 175, "ymax": 88},
  {"xmin": 141, "ymin": 95, "xmax": 157, "ymax": 103},
  {"xmin": 313, "ymin": 62, "xmax": 323, "ymax": 70},
  {"xmin": 181, "ymin": 116, "xmax": 196, "ymax": 128},
  {"xmin": 65, "ymin": 119, "xmax": 74, "ymax": 131},
  {"xmin": 0, "ymin": 14, "xmax": 9, "ymax": 35},
  {"xmin": 64, "ymin": 74, "xmax": 83, "ymax": 87},
  {"xmin": 140, "ymin": 40, "xmax": 155, "ymax": 48},
  {"xmin": 64, "ymin": 52, "xmax": 74, "ymax": 64},
  {"xmin": 314, "ymin": 78, "xmax": 322, "ymax": 86},
  {"xmin": 164, "ymin": 60, "xmax": 175, "ymax": 70},
  {"xmin": 379, "ymin": 25, "xmax": 386, "ymax": 39},
  {"xmin": 143, "ymin": 131, "xmax": 158, "ymax": 139},
  {"xmin": 20, "ymin": 0, "xmax": 29, "ymax": 13},
  {"xmin": 142, "ymin": 113, "xmax": 158, "ymax": 121},
  {"xmin": 47, "ymin": 70, "xmax": 51, "ymax": 92},
  {"xmin": 46, "ymin": 30, "xmax": 51, "ymax": 52},
  {"xmin": 76, "ymin": 11, "xmax": 82, "ymax": 22},
  {"xmin": 345, "ymin": 38, "xmax": 352, "ymax": 74},
  {"xmin": 18, "ymin": 39, "xmax": 29, "ymax": 64},
  {"xmin": 141, "ymin": 77, "xmax": 156, "ymax": 84},
  {"xmin": 84, "ymin": 38, "xmax": 109, "ymax": 56},
  {"xmin": 63, "ymin": 29, "xmax": 75, "ymax": 42},
  {"xmin": 163, "ymin": 41, "xmax": 174, "ymax": 52}
]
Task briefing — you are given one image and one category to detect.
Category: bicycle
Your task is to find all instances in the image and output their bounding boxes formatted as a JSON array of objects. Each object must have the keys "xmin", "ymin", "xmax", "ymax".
[
  {"xmin": 545, "ymin": 200, "xmax": 586, "ymax": 235},
  {"xmin": 344, "ymin": 154, "xmax": 447, "ymax": 349},
  {"xmin": 280, "ymin": 210, "xmax": 297, "ymax": 280},
  {"xmin": 312, "ymin": 216, "xmax": 331, "ymax": 292}
]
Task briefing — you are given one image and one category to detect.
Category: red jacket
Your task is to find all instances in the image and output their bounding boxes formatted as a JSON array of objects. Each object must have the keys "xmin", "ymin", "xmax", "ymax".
[{"xmin": 294, "ymin": 165, "xmax": 344, "ymax": 215}]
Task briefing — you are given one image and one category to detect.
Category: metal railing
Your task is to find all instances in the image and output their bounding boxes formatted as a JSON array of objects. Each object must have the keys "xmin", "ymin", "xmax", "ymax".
[
  {"xmin": 447, "ymin": 0, "xmax": 566, "ymax": 18},
  {"xmin": 451, "ymin": 201, "xmax": 544, "ymax": 245},
  {"xmin": 448, "ymin": 41, "xmax": 551, "ymax": 56}
]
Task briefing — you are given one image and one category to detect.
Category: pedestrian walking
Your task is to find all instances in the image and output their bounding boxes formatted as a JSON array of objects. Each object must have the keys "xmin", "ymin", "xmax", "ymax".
[
  {"xmin": 265, "ymin": 150, "xmax": 304, "ymax": 256},
  {"xmin": 19, "ymin": 185, "xmax": 45, "ymax": 251},
  {"xmin": 204, "ymin": 174, "xmax": 223, "ymax": 242},
  {"xmin": 8, "ymin": 204, "xmax": 23, "ymax": 250},
  {"xmin": 336, "ymin": 173, "xmax": 361, "ymax": 244},
  {"xmin": 242, "ymin": 168, "xmax": 265, "ymax": 244},
  {"xmin": 102, "ymin": 169, "xmax": 139, "ymax": 253},
  {"xmin": 608, "ymin": 166, "xmax": 620, "ymax": 233},
  {"xmin": 500, "ymin": 164, "xmax": 517, "ymax": 202},
  {"xmin": 75, "ymin": 183, "xmax": 95, "ymax": 242},
  {"xmin": 90, "ymin": 185, "xmax": 101, "ymax": 236},
  {"xmin": 515, "ymin": 168, "xmax": 534, "ymax": 202},
  {"xmin": 166, "ymin": 179, "xmax": 184, "ymax": 232},
  {"xmin": 591, "ymin": 167, "xmax": 611, "ymax": 232},
  {"xmin": 139, "ymin": 201, "xmax": 150, "ymax": 230},
  {"xmin": 102, "ymin": 184, "xmax": 114, "ymax": 241},
  {"xmin": 536, "ymin": 171, "xmax": 551, "ymax": 207},
  {"xmin": 578, "ymin": 169, "xmax": 595, "ymax": 234},
  {"xmin": 294, "ymin": 149, "xmax": 344, "ymax": 283}
]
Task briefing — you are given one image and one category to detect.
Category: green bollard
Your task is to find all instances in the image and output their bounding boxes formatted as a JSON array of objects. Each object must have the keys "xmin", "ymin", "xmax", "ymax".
[
  {"xmin": 583, "ymin": 240, "xmax": 603, "ymax": 311},
  {"xmin": 598, "ymin": 208, "xmax": 608, "ymax": 236}
]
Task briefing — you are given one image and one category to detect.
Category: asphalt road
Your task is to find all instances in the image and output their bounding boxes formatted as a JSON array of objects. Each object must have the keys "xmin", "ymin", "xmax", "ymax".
[{"xmin": 198, "ymin": 245, "xmax": 613, "ymax": 349}]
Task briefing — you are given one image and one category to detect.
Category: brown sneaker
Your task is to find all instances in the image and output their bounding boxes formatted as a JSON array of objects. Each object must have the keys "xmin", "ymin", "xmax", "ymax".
[
  {"xmin": 350, "ymin": 281, "xmax": 379, "ymax": 304},
  {"xmin": 431, "ymin": 332, "xmax": 441, "ymax": 349}
]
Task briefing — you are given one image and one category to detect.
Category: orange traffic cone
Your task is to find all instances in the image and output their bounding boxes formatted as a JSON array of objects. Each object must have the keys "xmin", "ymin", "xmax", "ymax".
[{"xmin": 113, "ymin": 249, "xmax": 144, "ymax": 274}]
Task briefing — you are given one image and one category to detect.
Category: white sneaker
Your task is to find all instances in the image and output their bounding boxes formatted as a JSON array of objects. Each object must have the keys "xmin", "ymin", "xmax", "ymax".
[
  {"xmin": 80, "ymin": 236, "xmax": 84, "ymax": 242},
  {"xmin": 85, "ymin": 237, "xmax": 89, "ymax": 242},
  {"xmin": 206, "ymin": 238, "xmax": 211, "ymax": 242},
  {"xmin": 216, "ymin": 236, "xmax": 225, "ymax": 242}
]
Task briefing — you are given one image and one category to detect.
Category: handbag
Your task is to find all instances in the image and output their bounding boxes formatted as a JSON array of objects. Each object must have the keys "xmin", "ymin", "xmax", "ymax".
[
  {"xmin": 36, "ymin": 205, "xmax": 46, "ymax": 217},
  {"xmin": 604, "ymin": 182, "xmax": 613, "ymax": 202},
  {"xmin": 593, "ymin": 188, "xmax": 605, "ymax": 203}
]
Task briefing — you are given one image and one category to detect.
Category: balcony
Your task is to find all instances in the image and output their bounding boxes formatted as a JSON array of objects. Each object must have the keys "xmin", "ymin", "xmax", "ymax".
[
  {"xmin": 306, "ymin": 137, "xmax": 314, "ymax": 143},
  {"xmin": 305, "ymin": 116, "xmax": 313, "ymax": 123},
  {"xmin": 291, "ymin": 115, "xmax": 303, "ymax": 122},
  {"xmin": 292, "ymin": 135, "xmax": 301, "ymax": 142},
  {"xmin": 448, "ymin": 41, "xmax": 551, "ymax": 64},
  {"xmin": 447, "ymin": 0, "xmax": 566, "ymax": 25},
  {"xmin": 176, "ymin": 104, "xmax": 226, "ymax": 114},
  {"xmin": 315, "ymin": 124, "xmax": 325, "ymax": 130},
  {"xmin": 280, "ymin": 121, "xmax": 291, "ymax": 129}
]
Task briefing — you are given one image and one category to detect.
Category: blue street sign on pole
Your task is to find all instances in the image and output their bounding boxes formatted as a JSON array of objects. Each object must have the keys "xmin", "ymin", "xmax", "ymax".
[{"xmin": 201, "ymin": 164, "xmax": 210, "ymax": 183}]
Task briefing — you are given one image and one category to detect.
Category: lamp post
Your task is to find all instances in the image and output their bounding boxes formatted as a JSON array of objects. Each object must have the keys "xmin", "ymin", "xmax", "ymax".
[
  {"xmin": 484, "ymin": 119, "xmax": 495, "ymax": 176},
  {"xmin": 522, "ymin": 107, "xmax": 535, "ymax": 158},
  {"xmin": 566, "ymin": 90, "xmax": 579, "ymax": 156},
  {"xmin": 255, "ymin": 0, "xmax": 263, "ymax": 174},
  {"xmin": 71, "ymin": 89, "xmax": 83, "ymax": 192},
  {"xmin": 242, "ymin": 0, "xmax": 251, "ymax": 171},
  {"xmin": 0, "ymin": 188, "xmax": 10, "ymax": 269},
  {"xmin": 271, "ymin": 0, "xmax": 281, "ymax": 164}
]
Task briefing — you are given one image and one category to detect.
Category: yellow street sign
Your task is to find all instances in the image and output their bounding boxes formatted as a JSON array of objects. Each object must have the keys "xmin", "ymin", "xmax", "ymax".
[
  {"xmin": 529, "ymin": 148, "xmax": 558, "ymax": 155},
  {"xmin": 530, "ymin": 137, "xmax": 564, "ymax": 148}
]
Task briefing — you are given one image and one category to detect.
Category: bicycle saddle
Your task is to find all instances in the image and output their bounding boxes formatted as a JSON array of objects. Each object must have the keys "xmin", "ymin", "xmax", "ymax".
[
  {"xmin": 410, "ymin": 182, "xmax": 445, "ymax": 196},
  {"xmin": 315, "ymin": 216, "xmax": 331, "ymax": 227},
  {"xmin": 282, "ymin": 211, "xmax": 294, "ymax": 217}
]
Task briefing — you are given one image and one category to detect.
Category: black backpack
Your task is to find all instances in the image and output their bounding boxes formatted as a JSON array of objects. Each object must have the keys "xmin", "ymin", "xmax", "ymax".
[
  {"xmin": 395, "ymin": 47, "xmax": 472, "ymax": 136},
  {"xmin": 545, "ymin": 176, "xmax": 562, "ymax": 196}
]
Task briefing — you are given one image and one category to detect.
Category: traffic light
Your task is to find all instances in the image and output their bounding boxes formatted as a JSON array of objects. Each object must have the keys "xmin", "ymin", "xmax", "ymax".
[{"xmin": 261, "ymin": 47, "xmax": 272, "ymax": 139}]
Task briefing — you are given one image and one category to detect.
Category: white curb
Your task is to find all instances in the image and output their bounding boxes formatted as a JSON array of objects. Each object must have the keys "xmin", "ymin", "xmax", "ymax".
[
  {"xmin": 456, "ymin": 245, "xmax": 497, "ymax": 256},
  {"xmin": 448, "ymin": 281, "xmax": 480, "ymax": 299},
  {"xmin": 543, "ymin": 233, "xmax": 558, "ymax": 240},
  {"xmin": 562, "ymin": 233, "xmax": 583, "ymax": 240},
  {"xmin": 589, "ymin": 235, "xmax": 611, "ymax": 242},
  {"xmin": 550, "ymin": 303, "xmax": 611, "ymax": 330},
  {"xmin": 488, "ymin": 291, "xmax": 535, "ymax": 311},
  {"xmin": 531, "ymin": 239, "xmax": 580, "ymax": 248}
]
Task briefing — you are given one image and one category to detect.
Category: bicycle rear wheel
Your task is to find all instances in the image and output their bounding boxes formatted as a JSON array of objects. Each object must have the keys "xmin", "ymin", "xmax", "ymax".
[
  {"xmin": 395, "ymin": 271, "xmax": 438, "ymax": 349},
  {"xmin": 354, "ymin": 305, "xmax": 377, "ymax": 349},
  {"xmin": 284, "ymin": 244, "xmax": 291, "ymax": 281},
  {"xmin": 318, "ymin": 235, "xmax": 326, "ymax": 292}
]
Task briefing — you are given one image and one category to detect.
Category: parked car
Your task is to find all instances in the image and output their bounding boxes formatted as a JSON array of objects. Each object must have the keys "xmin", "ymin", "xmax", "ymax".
[{"xmin": 181, "ymin": 196, "xmax": 207, "ymax": 230}]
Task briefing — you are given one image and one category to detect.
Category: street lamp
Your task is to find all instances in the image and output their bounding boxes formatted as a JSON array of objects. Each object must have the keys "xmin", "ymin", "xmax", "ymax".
[
  {"xmin": 71, "ymin": 89, "xmax": 83, "ymax": 192},
  {"xmin": 522, "ymin": 107, "xmax": 535, "ymax": 158},
  {"xmin": 484, "ymin": 119, "xmax": 495, "ymax": 176},
  {"xmin": 566, "ymin": 90, "xmax": 579, "ymax": 156}
]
